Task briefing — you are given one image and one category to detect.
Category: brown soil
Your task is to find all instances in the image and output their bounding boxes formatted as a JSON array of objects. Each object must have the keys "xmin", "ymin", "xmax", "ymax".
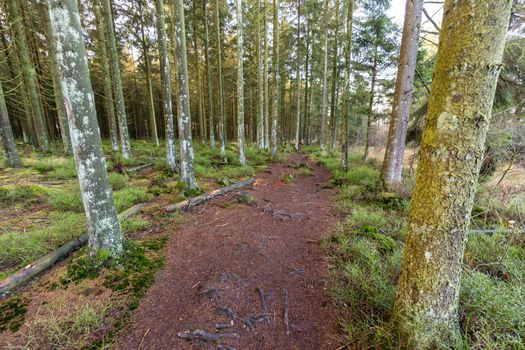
[{"xmin": 116, "ymin": 153, "xmax": 341, "ymax": 350}]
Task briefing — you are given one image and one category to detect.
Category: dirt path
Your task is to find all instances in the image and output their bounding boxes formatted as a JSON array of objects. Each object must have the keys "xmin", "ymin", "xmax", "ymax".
[{"xmin": 117, "ymin": 153, "xmax": 340, "ymax": 350}]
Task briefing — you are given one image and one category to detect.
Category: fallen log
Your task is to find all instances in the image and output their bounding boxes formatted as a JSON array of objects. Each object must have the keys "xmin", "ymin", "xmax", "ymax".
[
  {"xmin": 126, "ymin": 163, "xmax": 154, "ymax": 173},
  {"xmin": 165, "ymin": 178, "xmax": 255, "ymax": 212},
  {"xmin": 0, "ymin": 203, "xmax": 145, "ymax": 297}
]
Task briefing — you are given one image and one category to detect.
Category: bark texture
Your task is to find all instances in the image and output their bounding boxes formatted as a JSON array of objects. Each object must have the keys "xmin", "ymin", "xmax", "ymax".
[
  {"xmin": 294, "ymin": 0, "xmax": 302, "ymax": 151},
  {"xmin": 174, "ymin": 0, "xmax": 198, "ymax": 189},
  {"xmin": 381, "ymin": 0, "xmax": 423, "ymax": 186},
  {"xmin": 394, "ymin": 1, "xmax": 513, "ymax": 348},
  {"xmin": 155, "ymin": 0, "xmax": 178, "ymax": 172},
  {"xmin": 47, "ymin": 0, "xmax": 124, "ymax": 258}
]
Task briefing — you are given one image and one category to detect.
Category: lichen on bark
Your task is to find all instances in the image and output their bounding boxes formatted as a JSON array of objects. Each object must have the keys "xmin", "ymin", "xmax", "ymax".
[
  {"xmin": 47, "ymin": 0, "xmax": 124, "ymax": 259},
  {"xmin": 393, "ymin": 1, "xmax": 513, "ymax": 348}
]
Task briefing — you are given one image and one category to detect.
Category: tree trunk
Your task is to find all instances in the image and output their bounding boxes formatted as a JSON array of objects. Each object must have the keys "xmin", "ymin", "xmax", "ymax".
[
  {"xmin": 203, "ymin": 2, "xmax": 215, "ymax": 148},
  {"xmin": 155, "ymin": 0, "xmax": 178, "ymax": 172},
  {"xmin": 192, "ymin": 0, "xmax": 205, "ymax": 143},
  {"xmin": 101, "ymin": 0, "xmax": 132, "ymax": 160},
  {"xmin": 363, "ymin": 31, "xmax": 379, "ymax": 161},
  {"xmin": 320, "ymin": 0, "xmax": 329, "ymax": 151},
  {"xmin": 93, "ymin": 2, "xmax": 119, "ymax": 153},
  {"xmin": 270, "ymin": 0, "xmax": 280, "ymax": 159},
  {"xmin": 215, "ymin": 0, "xmax": 226, "ymax": 156},
  {"xmin": 394, "ymin": 1, "xmax": 512, "ymax": 348},
  {"xmin": 263, "ymin": 0, "xmax": 270, "ymax": 149},
  {"xmin": 294, "ymin": 0, "xmax": 302, "ymax": 150},
  {"xmin": 0, "ymin": 80, "xmax": 21, "ymax": 167},
  {"xmin": 381, "ymin": 0, "xmax": 423, "ymax": 186},
  {"xmin": 41, "ymin": 4, "xmax": 72, "ymax": 155},
  {"xmin": 302, "ymin": 18, "xmax": 310, "ymax": 146},
  {"xmin": 329, "ymin": 0, "xmax": 340, "ymax": 154},
  {"xmin": 7, "ymin": 0, "xmax": 50, "ymax": 152},
  {"xmin": 173, "ymin": 0, "xmax": 198, "ymax": 189},
  {"xmin": 343, "ymin": 0, "xmax": 353, "ymax": 171},
  {"xmin": 139, "ymin": 9, "xmax": 159, "ymax": 147},
  {"xmin": 236, "ymin": 0, "xmax": 246, "ymax": 165},
  {"xmin": 256, "ymin": 0, "xmax": 264, "ymax": 149},
  {"xmin": 47, "ymin": 0, "xmax": 124, "ymax": 259}
]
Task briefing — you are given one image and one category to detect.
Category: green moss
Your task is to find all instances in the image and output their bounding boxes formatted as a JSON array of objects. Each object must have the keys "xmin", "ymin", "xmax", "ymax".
[
  {"xmin": 0, "ymin": 212, "xmax": 86, "ymax": 270},
  {"xmin": 0, "ymin": 184, "xmax": 49, "ymax": 205},
  {"xmin": 48, "ymin": 186, "xmax": 83, "ymax": 212},
  {"xmin": 114, "ymin": 187, "xmax": 153, "ymax": 213},
  {"xmin": 108, "ymin": 172, "xmax": 128, "ymax": 191},
  {"xmin": 122, "ymin": 217, "xmax": 149, "ymax": 233},
  {"xmin": 0, "ymin": 296, "xmax": 31, "ymax": 333},
  {"xmin": 46, "ymin": 159, "xmax": 77, "ymax": 180},
  {"xmin": 282, "ymin": 173, "xmax": 294, "ymax": 184}
]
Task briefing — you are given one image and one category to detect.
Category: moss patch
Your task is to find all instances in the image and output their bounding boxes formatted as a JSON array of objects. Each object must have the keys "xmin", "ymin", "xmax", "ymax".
[{"xmin": 0, "ymin": 296, "xmax": 31, "ymax": 333}]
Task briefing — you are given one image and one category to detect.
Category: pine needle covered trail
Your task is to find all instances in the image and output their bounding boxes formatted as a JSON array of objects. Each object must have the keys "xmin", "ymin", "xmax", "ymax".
[{"xmin": 117, "ymin": 154, "xmax": 340, "ymax": 349}]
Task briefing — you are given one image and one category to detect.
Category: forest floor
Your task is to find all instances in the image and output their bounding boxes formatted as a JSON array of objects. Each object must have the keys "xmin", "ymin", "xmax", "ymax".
[{"xmin": 116, "ymin": 152, "xmax": 341, "ymax": 350}]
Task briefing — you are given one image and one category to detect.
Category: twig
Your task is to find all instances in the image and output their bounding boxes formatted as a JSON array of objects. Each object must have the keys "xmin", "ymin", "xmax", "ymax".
[
  {"xmin": 283, "ymin": 288, "xmax": 290, "ymax": 335},
  {"xmin": 177, "ymin": 329, "xmax": 240, "ymax": 341},
  {"xmin": 138, "ymin": 328, "xmax": 150, "ymax": 350},
  {"xmin": 257, "ymin": 287, "xmax": 271, "ymax": 322}
]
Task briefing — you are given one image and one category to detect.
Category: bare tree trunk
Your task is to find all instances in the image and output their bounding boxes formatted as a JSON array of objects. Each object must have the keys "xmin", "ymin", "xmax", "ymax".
[
  {"xmin": 302, "ymin": 18, "xmax": 310, "ymax": 146},
  {"xmin": 363, "ymin": 32, "xmax": 379, "ymax": 161},
  {"xmin": 173, "ymin": 0, "xmax": 198, "ymax": 189},
  {"xmin": 7, "ymin": 0, "xmax": 50, "ymax": 152},
  {"xmin": 47, "ymin": 0, "xmax": 124, "ymax": 259},
  {"xmin": 216, "ymin": 0, "xmax": 226, "ymax": 156},
  {"xmin": 329, "ymin": 0, "xmax": 340, "ymax": 154},
  {"xmin": 192, "ymin": 0, "xmax": 205, "ymax": 143},
  {"xmin": 203, "ymin": 2, "xmax": 215, "ymax": 148},
  {"xmin": 101, "ymin": 0, "xmax": 132, "ymax": 160},
  {"xmin": 394, "ymin": 1, "xmax": 512, "ymax": 348},
  {"xmin": 263, "ymin": 0, "xmax": 270, "ymax": 149},
  {"xmin": 139, "ymin": 8, "xmax": 159, "ymax": 147},
  {"xmin": 343, "ymin": 0, "xmax": 353, "ymax": 171},
  {"xmin": 320, "ymin": 0, "xmax": 329, "ymax": 151},
  {"xmin": 0, "ymin": 80, "xmax": 21, "ymax": 167},
  {"xmin": 381, "ymin": 0, "xmax": 423, "ymax": 186},
  {"xmin": 236, "ymin": 0, "xmax": 246, "ymax": 165},
  {"xmin": 270, "ymin": 0, "xmax": 280, "ymax": 159},
  {"xmin": 294, "ymin": 0, "xmax": 302, "ymax": 150},
  {"xmin": 156, "ymin": 0, "xmax": 178, "ymax": 172}
]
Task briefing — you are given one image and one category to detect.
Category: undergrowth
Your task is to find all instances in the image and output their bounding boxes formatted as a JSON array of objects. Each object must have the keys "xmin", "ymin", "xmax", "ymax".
[{"xmin": 313, "ymin": 150, "xmax": 525, "ymax": 349}]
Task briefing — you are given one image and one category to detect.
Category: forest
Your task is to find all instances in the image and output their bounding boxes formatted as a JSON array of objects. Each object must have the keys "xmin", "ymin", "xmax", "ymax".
[{"xmin": 0, "ymin": 0, "xmax": 524, "ymax": 349}]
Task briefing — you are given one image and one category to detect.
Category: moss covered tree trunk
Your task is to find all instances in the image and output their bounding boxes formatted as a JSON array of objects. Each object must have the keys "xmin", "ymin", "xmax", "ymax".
[
  {"xmin": 0, "ymin": 80, "xmax": 21, "ymax": 167},
  {"xmin": 156, "ymin": 0, "xmax": 178, "ymax": 172},
  {"xmin": 173, "ymin": 0, "xmax": 198, "ymax": 189},
  {"xmin": 394, "ymin": 1, "xmax": 513, "ymax": 348},
  {"xmin": 102, "ymin": 0, "xmax": 132, "ymax": 160},
  {"xmin": 236, "ymin": 0, "xmax": 246, "ymax": 165},
  {"xmin": 93, "ymin": 2, "xmax": 119, "ymax": 153},
  {"xmin": 47, "ymin": 0, "xmax": 124, "ymax": 259},
  {"xmin": 381, "ymin": 0, "xmax": 423, "ymax": 186}
]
